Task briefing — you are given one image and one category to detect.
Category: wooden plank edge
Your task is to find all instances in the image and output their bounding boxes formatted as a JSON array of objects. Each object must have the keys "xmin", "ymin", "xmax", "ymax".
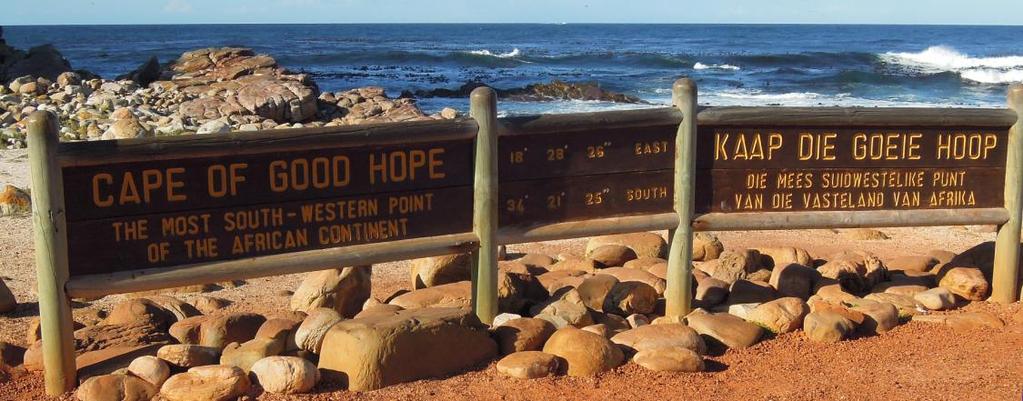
[
  {"xmin": 693, "ymin": 208, "xmax": 1009, "ymax": 231},
  {"xmin": 497, "ymin": 213, "xmax": 679, "ymax": 245}
]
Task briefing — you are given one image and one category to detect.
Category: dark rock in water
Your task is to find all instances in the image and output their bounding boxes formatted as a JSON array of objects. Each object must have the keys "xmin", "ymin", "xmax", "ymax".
[
  {"xmin": 416, "ymin": 80, "xmax": 646, "ymax": 104},
  {"xmin": 2, "ymin": 44, "xmax": 74, "ymax": 82},
  {"xmin": 118, "ymin": 56, "xmax": 162, "ymax": 86},
  {"xmin": 511, "ymin": 80, "xmax": 645, "ymax": 103},
  {"xmin": 415, "ymin": 81, "xmax": 491, "ymax": 98}
]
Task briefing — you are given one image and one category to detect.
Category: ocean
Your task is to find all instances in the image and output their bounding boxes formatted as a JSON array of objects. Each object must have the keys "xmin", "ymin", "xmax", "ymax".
[{"xmin": 5, "ymin": 24, "xmax": 1023, "ymax": 115}]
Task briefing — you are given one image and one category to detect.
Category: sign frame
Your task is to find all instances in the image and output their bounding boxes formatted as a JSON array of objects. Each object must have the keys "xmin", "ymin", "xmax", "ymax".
[{"xmin": 27, "ymin": 81, "xmax": 1023, "ymax": 396}]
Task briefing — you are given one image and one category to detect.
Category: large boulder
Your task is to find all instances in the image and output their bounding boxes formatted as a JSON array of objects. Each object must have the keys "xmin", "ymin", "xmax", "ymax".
[
  {"xmin": 914, "ymin": 287, "xmax": 956, "ymax": 311},
  {"xmin": 76, "ymin": 373, "xmax": 157, "ymax": 401},
  {"xmin": 633, "ymin": 346, "xmax": 704, "ymax": 373},
  {"xmin": 596, "ymin": 267, "xmax": 666, "ymax": 295},
  {"xmin": 542, "ymin": 327, "xmax": 624, "ymax": 377},
  {"xmin": 851, "ymin": 302, "xmax": 900, "ymax": 335},
  {"xmin": 169, "ymin": 48, "xmax": 319, "ymax": 123},
  {"xmin": 495, "ymin": 351, "xmax": 560, "ymax": 379},
  {"xmin": 168, "ymin": 316, "xmax": 205, "ymax": 344},
  {"xmin": 864, "ymin": 293, "xmax": 919, "ymax": 318},
  {"xmin": 74, "ymin": 322, "xmax": 172, "ymax": 354},
  {"xmin": 587, "ymin": 244, "xmax": 638, "ymax": 267},
  {"xmin": 235, "ymin": 74, "xmax": 318, "ymax": 122},
  {"xmin": 746, "ymin": 297, "xmax": 809, "ymax": 334},
  {"xmin": 2, "ymin": 44, "xmax": 74, "ymax": 81},
  {"xmin": 886, "ymin": 255, "xmax": 939, "ymax": 273},
  {"xmin": 255, "ymin": 318, "xmax": 302, "ymax": 343},
  {"xmin": 101, "ymin": 112, "xmax": 153, "ymax": 140},
  {"xmin": 220, "ymin": 337, "xmax": 285, "ymax": 372},
  {"xmin": 757, "ymin": 247, "xmax": 813, "ymax": 268},
  {"xmin": 695, "ymin": 276, "xmax": 730, "ymax": 308},
  {"xmin": 727, "ymin": 279, "xmax": 778, "ymax": 305},
  {"xmin": 318, "ymin": 307, "xmax": 497, "ymax": 391},
  {"xmin": 493, "ymin": 318, "xmax": 556, "ymax": 355},
  {"xmin": 0, "ymin": 185, "xmax": 31, "ymax": 218},
  {"xmin": 686, "ymin": 311, "xmax": 763, "ymax": 349},
  {"xmin": 603, "ymin": 281, "xmax": 658, "ymax": 316},
  {"xmin": 585, "ymin": 232, "xmax": 667, "ymax": 259},
  {"xmin": 0, "ymin": 341, "xmax": 25, "ymax": 368},
  {"xmin": 160, "ymin": 365, "xmax": 250, "ymax": 401},
  {"xmin": 529, "ymin": 288, "xmax": 594, "ymax": 328},
  {"xmin": 127, "ymin": 356, "xmax": 170, "ymax": 388},
  {"xmin": 803, "ymin": 311, "xmax": 856, "ymax": 343},
  {"xmin": 693, "ymin": 232, "xmax": 724, "ymax": 261},
  {"xmin": 938, "ymin": 267, "xmax": 989, "ymax": 301},
  {"xmin": 199, "ymin": 313, "xmax": 266, "ymax": 349},
  {"xmin": 576, "ymin": 274, "xmax": 619, "ymax": 311},
  {"xmin": 819, "ymin": 251, "xmax": 887, "ymax": 294},
  {"xmin": 410, "ymin": 254, "xmax": 470, "ymax": 289},
  {"xmin": 293, "ymin": 307, "xmax": 344, "ymax": 354},
  {"xmin": 0, "ymin": 279, "xmax": 14, "ymax": 313},
  {"xmin": 250, "ymin": 356, "xmax": 319, "ymax": 394},
  {"xmin": 536, "ymin": 270, "xmax": 590, "ymax": 294},
  {"xmin": 700, "ymin": 249, "xmax": 762, "ymax": 284},
  {"xmin": 769, "ymin": 263, "xmax": 819, "ymax": 299},
  {"xmin": 142, "ymin": 295, "xmax": 201, "ymax": 322},
  {"xmin": 103, "ymin": 298, "xmax": 177, "ymax": 330},
  {"xmin": 290, "ymin": 266, "xmax": 371, "ymax": 318},
  {"xmin": 609, "ymin": 323, "xmax": 706, "ymax": 355},
  {"xmin": 117, "ymin": 56, "xmax": 162, "ymax": 87},
  {"xmin": 513, "ymin": 254, "xmax": 556, "ymax": 271},
  {"xmin": 156, "ymin": 344, "xmax": 220, "ymax": 368},
  {"xmin": 389, "ymin": 280, "xmax": 472, "ymax": 309}
]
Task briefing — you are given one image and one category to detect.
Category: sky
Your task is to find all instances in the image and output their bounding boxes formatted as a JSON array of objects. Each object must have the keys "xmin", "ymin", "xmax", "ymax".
[{"xmin": 2, "ymin": 0, "xmax": 1021, "ymax": 25}]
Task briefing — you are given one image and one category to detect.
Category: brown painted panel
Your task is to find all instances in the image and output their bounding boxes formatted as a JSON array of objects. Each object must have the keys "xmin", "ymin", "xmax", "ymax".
[
  {"xmin": 62, "ymin": 139, "xmax": 475, "ymax": 222},
  {"xmin": 66, "ymin": 186, "xmax": 474, "ymax": 276},
  {"xmin": 499, "ymin": 170, "xmax": 675, "ymax": 227},
  {"xmin": 697, "ymin": 126, "xmax": 1009, "ymax": 169},
  {"xmin": 499, "ymin": 125, "xmax": 676, "ymax": 180}
]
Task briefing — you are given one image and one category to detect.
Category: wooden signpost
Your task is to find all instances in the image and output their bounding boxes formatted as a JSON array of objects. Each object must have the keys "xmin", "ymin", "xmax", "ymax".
[{"xmin": 28, "ymin": 80, "xmax": 1023, "ymax": 395}]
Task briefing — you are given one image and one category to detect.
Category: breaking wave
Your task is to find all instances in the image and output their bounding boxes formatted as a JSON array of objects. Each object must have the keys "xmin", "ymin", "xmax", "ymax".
[
  {"xmin": 882, "ymin": 46, "xmax": 1023, "ymax": 84},
  {"xmin": 694, "ymin": 62, "xmax": 740, "ymax": 71}
]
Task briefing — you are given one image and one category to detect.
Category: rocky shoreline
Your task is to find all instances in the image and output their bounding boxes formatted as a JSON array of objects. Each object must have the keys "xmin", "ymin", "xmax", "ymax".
[
  {"xmin": 0, "ymin": 30, "xmax": 646, "ymax": 150},
  {"xmin": 0, "ymin": 44, "xmax": 455, "ymax": 149}
]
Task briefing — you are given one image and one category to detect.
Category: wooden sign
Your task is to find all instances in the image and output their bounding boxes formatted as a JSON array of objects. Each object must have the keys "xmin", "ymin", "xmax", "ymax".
[
  {"xmin": 697, "ymin": 126, "xmax": 1008, "ymax": 213},
  {"xmin": 58, "ymin": 116, "xmax": 1014, "ymax": 276},
  {"xmin": 61, "ymin": 121, "xmax": 684, "ymax": 275},
  {"xmin": 29, "ymin": 82, "xmax": 1023, "ymax": 396}
]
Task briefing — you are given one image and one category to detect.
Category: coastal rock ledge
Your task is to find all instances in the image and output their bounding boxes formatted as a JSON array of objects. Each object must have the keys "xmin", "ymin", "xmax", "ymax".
[{"xmin": 0, "ymin": 41, "xmax": 453, "ymax": 148}]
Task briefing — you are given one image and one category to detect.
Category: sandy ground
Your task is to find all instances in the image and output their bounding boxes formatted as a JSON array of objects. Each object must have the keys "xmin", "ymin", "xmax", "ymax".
[{"xmin": 2, "ymin": 147, "xmax": 1023, "ymax": 400}]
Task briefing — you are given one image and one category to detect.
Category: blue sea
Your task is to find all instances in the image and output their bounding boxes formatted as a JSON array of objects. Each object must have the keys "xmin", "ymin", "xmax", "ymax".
[{"xmin": 5, "ymin": 24, "xmax": 1023, "ymax": 114}]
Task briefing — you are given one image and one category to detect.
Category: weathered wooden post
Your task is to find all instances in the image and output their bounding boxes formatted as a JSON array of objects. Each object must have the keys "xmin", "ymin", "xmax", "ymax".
[
  {"xmin": 665, "ymin": 78, "xmax": 697, "ymax": 318},
  {"xmin": 28, "ymin": 111, "xmax": 77, "ymax": 395},
  {"xmin": 993, "ymin": 84, "xmax": 1023, "ymax": 303},
  {"xmin": 469, "ymin": 87, "xmax": 499, "ymax": 324}
]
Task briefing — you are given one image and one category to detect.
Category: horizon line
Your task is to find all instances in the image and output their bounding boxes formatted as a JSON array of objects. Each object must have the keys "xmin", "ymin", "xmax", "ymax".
[{"xmin": 3, "ymin": 22, "xmax": 1022, "ymax": 27}]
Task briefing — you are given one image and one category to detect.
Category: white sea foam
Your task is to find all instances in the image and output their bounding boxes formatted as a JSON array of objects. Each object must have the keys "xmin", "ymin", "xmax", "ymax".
[
  {"xmin": 469, "ymin": 48, "xmax": 522, "ymax": 58},
  {"xmin": 882, "ymin": 46, "xmax": 1023, "ymax": 84},
  {"xmin": 960, "ymin": 68, "xmax": 1023, "ymax": 84},
  {"xmin": 698, "ymin": 89, "xmax": 987, "ymax": 108},
  {"xmin": 694, "ymin": 62, "xmax": 740, "ymax": 71}
]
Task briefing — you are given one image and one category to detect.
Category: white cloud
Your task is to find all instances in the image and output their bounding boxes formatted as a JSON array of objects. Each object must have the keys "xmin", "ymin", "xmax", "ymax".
[{"xmin": 163, "ymin": 0, "xmax": 193, "ymax": 13}]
